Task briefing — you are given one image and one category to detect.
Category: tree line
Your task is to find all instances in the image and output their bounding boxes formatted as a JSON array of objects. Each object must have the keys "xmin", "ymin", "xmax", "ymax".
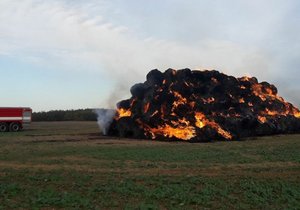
[{"xmin": 32, "ymin": 109, "xmax": 98, "ymax": 121}]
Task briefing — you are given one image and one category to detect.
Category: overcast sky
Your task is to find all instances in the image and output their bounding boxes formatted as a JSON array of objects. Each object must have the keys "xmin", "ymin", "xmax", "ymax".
[{"xmin": 1, "ymin": 0, "xmax": 299, "ymax": 111}]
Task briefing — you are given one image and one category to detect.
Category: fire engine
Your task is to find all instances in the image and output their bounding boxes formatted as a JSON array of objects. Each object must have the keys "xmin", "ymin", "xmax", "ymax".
[{"xmin": 0, "ymin": 107, "xmax": 32, "ymax": 132}]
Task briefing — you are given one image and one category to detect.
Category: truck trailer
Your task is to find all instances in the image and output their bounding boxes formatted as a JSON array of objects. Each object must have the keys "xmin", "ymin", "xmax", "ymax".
[{"xmin": 0, "ymin": 107, "xmax": 32, "ymax": 132}]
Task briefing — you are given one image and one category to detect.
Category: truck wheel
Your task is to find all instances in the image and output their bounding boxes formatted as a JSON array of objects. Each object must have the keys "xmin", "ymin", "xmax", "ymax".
[
  {"xmin": 0, "ymin": 123, "xmax": 8, "ymax": 132},
  {"xmin": 10, "ymin": 123, "xmax": 21, "ymax": 132}
]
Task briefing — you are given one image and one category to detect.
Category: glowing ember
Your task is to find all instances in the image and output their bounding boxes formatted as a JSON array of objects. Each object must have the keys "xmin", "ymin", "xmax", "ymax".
[
  {"xmin": 239, "ymin": 98, "xmax": 245, "ymax": 103},
  {"xmin": 215, "ymin": 127, "xmax": 232, "ymax": 140},
  {"xmin": 172, "ymin": 91, "xmax": 187, "ymax": 106},
  {"xmin": 203, "ymin": 97, "xmax": 215, "ymax": 104},
  {"xmin": 150, "ymin": 110, "xmax": 159, "ymax": 117},
  {"xmin": 265, "ymin": 108, "xmax": 279, "ymax": 116},
  {"xmin": 258, "ymin": 116, "xmax": 267, "ymax": 123},
  {"xmin": 144, "ymin": 102, "xmax": 150, "ymax": 113}
]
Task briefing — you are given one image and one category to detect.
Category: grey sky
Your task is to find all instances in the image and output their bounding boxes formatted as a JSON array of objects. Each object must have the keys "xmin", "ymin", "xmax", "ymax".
[{"xmin": 0, "ymin": 0, "xmax": 299, "ymax": 110}]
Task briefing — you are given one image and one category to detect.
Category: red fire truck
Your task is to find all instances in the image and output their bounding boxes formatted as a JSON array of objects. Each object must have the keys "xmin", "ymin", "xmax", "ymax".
[{"xmin": 0, "ymin": 107, "xmax": 32, "ymax": 132}]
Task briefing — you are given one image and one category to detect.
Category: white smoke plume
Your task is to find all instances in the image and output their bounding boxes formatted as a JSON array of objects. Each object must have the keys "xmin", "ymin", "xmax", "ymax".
[{"xmin": 94, "ymin": 109, "xmax": 116, "ymax": 135}]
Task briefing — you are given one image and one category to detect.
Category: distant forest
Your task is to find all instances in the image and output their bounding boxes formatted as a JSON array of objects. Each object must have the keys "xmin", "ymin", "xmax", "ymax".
[{"xmin": 32, "ymin": 109, "xmax": 99, "ymax": 121}]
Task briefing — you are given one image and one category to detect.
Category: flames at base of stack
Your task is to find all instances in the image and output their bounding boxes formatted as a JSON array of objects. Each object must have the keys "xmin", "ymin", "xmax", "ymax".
[{"xmin": 108, "ymin": 68, "xmax": 300, "ymax": 142}]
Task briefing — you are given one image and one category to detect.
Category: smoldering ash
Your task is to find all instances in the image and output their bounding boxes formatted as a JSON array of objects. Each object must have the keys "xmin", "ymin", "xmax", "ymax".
[
  {"xmin": 106, "ymin": 68, "xmax": 300, "ymax": 142},
  {"xmin": 94, "ymin": 109, "xmax": 116, "ymax": 135}
]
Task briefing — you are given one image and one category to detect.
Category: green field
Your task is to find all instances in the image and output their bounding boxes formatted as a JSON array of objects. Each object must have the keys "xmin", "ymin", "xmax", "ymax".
[{"xmin": 0, "ymin": 122, "xmax": 299, "ymax": 209}]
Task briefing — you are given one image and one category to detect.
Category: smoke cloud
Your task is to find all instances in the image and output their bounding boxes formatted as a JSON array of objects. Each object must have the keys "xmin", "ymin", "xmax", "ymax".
[{"xmin": 94, "ymin": 109, "xmax": 116, "ymax": 135}]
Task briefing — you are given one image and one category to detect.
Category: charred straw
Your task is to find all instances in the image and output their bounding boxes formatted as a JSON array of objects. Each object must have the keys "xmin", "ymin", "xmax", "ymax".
[{"xmin": 107, "ymin": 68, "xmax": 300, "ymax": 142}]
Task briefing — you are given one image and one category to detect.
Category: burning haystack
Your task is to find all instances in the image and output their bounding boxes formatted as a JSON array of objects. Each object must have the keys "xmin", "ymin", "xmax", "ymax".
[{"xmin": 107, "ymin": 69, "xmax": 300, "ymax": 142}]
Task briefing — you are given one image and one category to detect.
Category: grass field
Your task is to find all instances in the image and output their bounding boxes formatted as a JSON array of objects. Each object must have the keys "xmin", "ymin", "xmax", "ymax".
[{"xmin": 0, "ymin": 122, "xmax": 299, "ymax": 209}]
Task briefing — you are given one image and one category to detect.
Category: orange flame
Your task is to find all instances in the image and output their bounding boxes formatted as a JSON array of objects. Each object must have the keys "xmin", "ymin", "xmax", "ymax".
[
  {"xmin": 239, "ymin": 98, "xmax": 245, "ymax": 103},
  {"xmin": 251, "ymin": 84, "xmax": 266, "ymax": 101},
  {"xmin": 195, "ymin": 112, "xmax": 206, "ymax": 128},
  {"xmin": 249, "ymin": 82, "xmax": 300, "ymax": 118},
  {"xmin": 258, "ymin": 116, "xmax": 267, "ymax": 123},
  {"xmin": 265, "ymin": 108, "xmax": 278, "ymax": 116},
  {"xmin": 139, "ymin": 118, "xmax": 196, "ymax": 140},
  {"xmin": 115, "ymin": 108, "xmax": 131, "ymax": 120},
  {"xmin": 171, "ymin": 91, "xmax": 188, "ymax": 112},
  {"xmin": 195, "ymin": 112, "xmax": 232, "ymax": 140},
  {"xmin": 149, "ymin": 124, "xmax": 196, "ymax": 140},
  {"xmin": 216, "ymin": 127, "xmax": 232, "ymax": 140},
  {"xmin": 251, "ymin": 83, "xmax": 282, "ymax": 103},
  {"xmin": 173, "ymin": 91, "xmax": 187, "ymax": 104},
  {"xmin": 293, "ymin": 108, "xmax": 300, "ymax": 118},
  {"xmin": 116, "ymin": 72, "xmax": 300, "ymax": 141}
]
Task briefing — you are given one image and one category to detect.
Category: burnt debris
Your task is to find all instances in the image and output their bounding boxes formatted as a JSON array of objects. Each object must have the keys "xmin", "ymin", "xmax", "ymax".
[{"xmin": 108, "ymin": 68, "xmax": 300, "ymax": 142}]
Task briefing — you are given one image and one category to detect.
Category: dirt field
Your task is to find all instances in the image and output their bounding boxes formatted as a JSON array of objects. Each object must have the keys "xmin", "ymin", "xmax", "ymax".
[{"xmin": 0, "ymin": 121, "xmax": 299, "ymax": 209}]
